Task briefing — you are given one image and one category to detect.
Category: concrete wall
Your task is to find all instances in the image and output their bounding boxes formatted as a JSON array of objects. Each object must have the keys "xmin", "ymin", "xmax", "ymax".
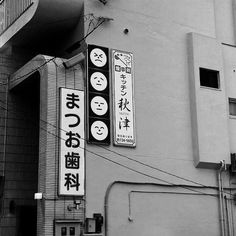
[
  {"xmin": 106, "ymin": 183, "xmax": 220, "ymax": 236},
  {"xmin": 9, "ymin": 55, "xmax": 85, "ymax": 236},
  {"xmin": 83, "ymin": 0, "xmax": 236, "ymax": 235},
  {"xmin": 0, "ymin": 54, "xmax": 37, "ymax": 236},
  {"xmin": 223, "ymin": 45, "xmax": 236, "ymax": 154},
  {"xmin": 1, "ymin": 0, "xmax": 236, "ymax": 236},
  {"xmin": 188, "ymin": 32, "xmax": 230, "ymax": 168}
]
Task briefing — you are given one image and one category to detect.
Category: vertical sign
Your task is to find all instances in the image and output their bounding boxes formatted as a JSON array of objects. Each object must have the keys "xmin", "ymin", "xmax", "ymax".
[
  {"xmin": 112, "ymin": 50, "xmax": 136, "ymax": 147},
  {"xmin": 87, "ymin": 44, "xmax": 110, "ymax": 144},
  {"xmin": 59, "ymin": 88, "xmax": 84, "ymax": 196}
]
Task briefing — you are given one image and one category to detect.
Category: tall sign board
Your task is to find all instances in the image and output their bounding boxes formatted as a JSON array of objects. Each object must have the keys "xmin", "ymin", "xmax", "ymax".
[
  {"xmin": 59, "ymin": 88, "xmax": 85, "ymax": 196},
  {"xmin": 112, "ymin": 50, "xmax": 136, "ymax": 147},
  {"xmin": 87, "ymin": 44, "xmax": 110, "ymax": 145}
]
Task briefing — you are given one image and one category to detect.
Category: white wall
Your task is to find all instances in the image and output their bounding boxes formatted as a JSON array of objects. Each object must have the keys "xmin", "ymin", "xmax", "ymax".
[
  {"xmin": 83, "ymin": 0, "xmax": 236, "ymax": 235},
  {"xmin": 188, "ymin": 32, "xmax": 230, "ymax": 168},
  {"xmin": 223, "ymin": 45, "xmax": 236, "ymax": 153}
]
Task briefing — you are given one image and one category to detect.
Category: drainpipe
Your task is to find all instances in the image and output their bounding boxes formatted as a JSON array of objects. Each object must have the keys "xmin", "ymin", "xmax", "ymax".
[
  {"xmin": 224, "ymin": 195, "xmax": 231, "ymax": 236},
  {"xmin": 218, "ymin": 160, "xmax": 227, "ymax": 236}
]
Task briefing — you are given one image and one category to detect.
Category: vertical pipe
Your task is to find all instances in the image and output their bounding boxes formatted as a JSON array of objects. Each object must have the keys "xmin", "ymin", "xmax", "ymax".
[
  {"xmin": 218, "ymin": 170, "xmax": 225, "ymax": 236},
  {"xmin": 224, "ymin": 196, "xmax": 231, "ymax": 236},
  {"xmin": 221, "ymin": 172, "xmax": 228, "ymax": 236},
  {"xmin": 218, "ymin": 160, "xmax": 228, "ymax": 236},
  {"xmin": 229, "ymin": 192, "xmax": 235, "ymax": 236}
]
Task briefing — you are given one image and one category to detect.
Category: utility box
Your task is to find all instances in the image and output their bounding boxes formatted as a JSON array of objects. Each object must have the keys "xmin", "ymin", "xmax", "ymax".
[
  {"xmin": 54, "ymin": 220, "xmax": 81, "ymax": 236},
  {"xmin": 85, "ymin": 218, "xmax": 96, "ymax": 233}
]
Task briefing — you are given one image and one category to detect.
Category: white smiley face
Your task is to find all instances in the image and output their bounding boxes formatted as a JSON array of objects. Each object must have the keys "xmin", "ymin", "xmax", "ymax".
[
  {"xmin": 91, "ymin": 120, "xmax": 108, "ymax": 141},
  {"xmin": 90, "ymin": 72, "xmax": 108, "ymax": 91},
  {"xmin": 91, "ymin": 96, "xmax": 108, "ymax": 116},
  {"xmin": 90, "ymin": 48, "xmax": 107, "ymax": 67}
]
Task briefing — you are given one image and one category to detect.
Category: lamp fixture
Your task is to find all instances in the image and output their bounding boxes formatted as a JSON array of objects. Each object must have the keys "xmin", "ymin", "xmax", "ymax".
[
  {"xmin": 34, "ymin": 192, "xmax": 43, "ymax": 200},
  {"xmin": 67, "ymin": 200, "xmax": 81, "ymax": 211},
  {"xmin": 63, "ymin": 52, "xmax": 85, "ymax": 69},
  {"xmin": 98, "ymin": 16, "xmax": 114, "ymax": 22}
]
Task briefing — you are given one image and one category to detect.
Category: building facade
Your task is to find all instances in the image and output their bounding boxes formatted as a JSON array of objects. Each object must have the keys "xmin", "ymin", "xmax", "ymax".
[{"xmin": 0, "ymin": 0, "xmax": 236, "ymax": 236}]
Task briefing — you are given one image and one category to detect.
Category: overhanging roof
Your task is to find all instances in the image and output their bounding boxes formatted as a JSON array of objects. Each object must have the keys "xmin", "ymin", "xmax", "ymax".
[{"xmin": 0, "ymin": 0, "xmax": 84, "ymax": 49}]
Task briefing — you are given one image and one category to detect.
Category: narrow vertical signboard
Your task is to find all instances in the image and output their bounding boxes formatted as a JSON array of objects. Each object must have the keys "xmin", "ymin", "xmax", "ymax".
[
  {"xmin": 112, "ymin": 50, "xmax": 136, "ymax": 147},
  {"xmin": 59, "ymin": 88, "xmax": 84, "ymax": 196},
  {"xmin": 87, "ymin": 44, "xmax": 110, "ymax": 145}
]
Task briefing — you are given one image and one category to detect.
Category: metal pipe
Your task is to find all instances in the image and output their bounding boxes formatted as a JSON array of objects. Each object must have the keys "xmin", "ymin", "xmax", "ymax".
[
  {"xmin": 218, "ymin": 160, "xmax": 226, "ymax": 236},
  {"xmin": 104, "ymin": 181, "xmax": 221, "ymax": 236},
  {"xmin": 128, "ymin": 190, "xmax": 218, "ymax": 221},
  {"xmin": 224, "ymin": 195, "xmax": 231, "ymax": 236}
]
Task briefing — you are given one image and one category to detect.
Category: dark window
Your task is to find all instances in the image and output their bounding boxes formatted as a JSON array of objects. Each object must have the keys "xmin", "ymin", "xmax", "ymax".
[
  {"xmin": 61, "ymin": 227, "xmax": 67, "ymax": 236},
  {"xmin": 199, "ymin": 68, "xmax": 220, "ymax": 89},
  {"xmin": 229, "ymin": 98, "xmax": 236, "ymax": 116},
  {"xmin": 70, "ymin": 227, "xmax": 75, "ymax": 235}
]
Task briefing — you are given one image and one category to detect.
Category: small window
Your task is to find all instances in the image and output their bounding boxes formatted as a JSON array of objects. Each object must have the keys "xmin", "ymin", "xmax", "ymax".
[
  {"xmin": 70, "ymin": 227, "xmax": 75, "ymax": 235},
  {"xmin": 229, "ymin": 98, "xmax": 236, "ymax": 116},
  {"xmin": 61, "ymin": 227, "xmax": 67, "ymax": 236},
  {"xmin": 199, "ymin": 68, "xmax": 220, "ymax": 89}
]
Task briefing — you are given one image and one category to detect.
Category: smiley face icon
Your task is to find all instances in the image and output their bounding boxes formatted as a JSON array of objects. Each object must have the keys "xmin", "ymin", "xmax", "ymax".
[
  {"xmin": 91, "ymin": 96, "xmax": 108, "ymax": 116},
  {"xmin": 90, "ymin": 72, "xmax": 108, "ymax": 91},
  {"xmin": 90, "ymin": 48, "xmax": 107, "ymax": 67},
  {"xmin": 91, "ymin": 120, "xmax": 108, "ymax": 141}
]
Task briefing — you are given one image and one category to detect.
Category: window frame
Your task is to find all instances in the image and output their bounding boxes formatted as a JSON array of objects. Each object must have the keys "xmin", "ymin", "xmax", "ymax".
[
  {"xmin": 229, "ymin": 97, "xmax": 236, "ymax": 117},
  {"xmin": 199, "ymin": 67, "xmax": 220, "ymax": 90}
]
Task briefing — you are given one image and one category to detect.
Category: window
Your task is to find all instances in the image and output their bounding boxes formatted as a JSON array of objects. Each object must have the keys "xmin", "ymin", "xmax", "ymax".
[
  {"xmin": 61, "ymin": 227, "xmax": 67, "ymax": 236},
  {"xmin": 229, "ymin": 98, "xmax": 236, "ymax": 116},
  {"xmin": 199, "ymin": 68, "xmax": 220, "ymax": 89}
]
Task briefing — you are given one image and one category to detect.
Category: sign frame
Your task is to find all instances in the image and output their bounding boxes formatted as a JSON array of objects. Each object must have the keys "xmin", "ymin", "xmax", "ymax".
[
  {"xmin": 59, "ymin": 87, "xmax": 85, "ymax": 196},
  {"xmin": 111, "ymin": 49, "xmax": 136, "ymax": 147},
  {"xmin": 86, "ymin": 44, "xmax": 111, "ymax": 145}
]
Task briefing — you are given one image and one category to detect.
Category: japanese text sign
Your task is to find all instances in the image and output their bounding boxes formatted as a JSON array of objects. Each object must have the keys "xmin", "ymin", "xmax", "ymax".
[
  {"xmin": 59, "ymin": 88, "xmax": 85, "ymax": 196},
  {"xmin": 87, "ymin": 44, "xmax": 110, "ymax": 145},
  {"xmin": 112, "ymin": 50, "xmax": 136, "ymax": 147}
]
